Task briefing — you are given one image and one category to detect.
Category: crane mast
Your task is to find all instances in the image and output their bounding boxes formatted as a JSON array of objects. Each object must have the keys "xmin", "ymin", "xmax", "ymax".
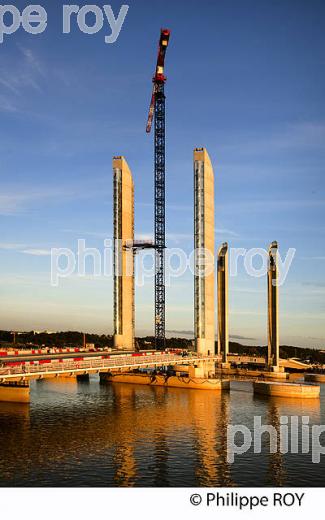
[{"xmin": 146, "ymin": 29, "xmax": 170, "ymax": 350}]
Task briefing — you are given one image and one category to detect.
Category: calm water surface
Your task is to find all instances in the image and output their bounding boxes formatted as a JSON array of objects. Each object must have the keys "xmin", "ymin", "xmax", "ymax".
[{"xmin": 0, "ymin": 377, "xmax": 324, "ymax": 486}]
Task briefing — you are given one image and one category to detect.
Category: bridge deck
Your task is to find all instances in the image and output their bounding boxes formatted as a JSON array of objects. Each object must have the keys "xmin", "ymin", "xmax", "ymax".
[{"xmin": 0, "ymin": 354, "xmax": 219, "ymax": 382}]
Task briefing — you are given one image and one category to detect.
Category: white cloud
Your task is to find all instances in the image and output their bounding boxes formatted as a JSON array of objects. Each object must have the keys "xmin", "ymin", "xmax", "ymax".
[
  {"xmin": 0, "ymin": 46, "xmax": 44, "ymax": 113},
  {"xmin": 0, "ymin": 273, "xmax": 48, "ymax": 287},
  {"xmin": 300, "ymin": 256, "xmax": 325, "ymax": 261},
  {"xmin": 20, "ymin": 249, "xmax": 51, "ymax": 256},
  {"xmin": 131, "ymin": 228, "xmax": 240, "ymax": 245},
  {"xmin": 0, "ymin": 242, "xmax": 26, "ymax": 250},
  {"xmin": 219, "ymin": 121, "xmax": 325, "ymax": 156},
  {"xmin": 135, "ymin": 233, "xmax": 153, "ymax": 241},
  {"xmin": 215, "ymin": 227, "xmax": 239, "ymax": 237},
  {"xmin": 0, "ymin": 179, "xmax": 109, "ymax": 216},
  {"xmin": 218, "ymin": 198, "xmax": 325, "ymax": 214},
  {"xmin": 0, "ymin": 194, "xmax": 30, "ymax": 215},
  {"xmin": 0, "ymin": 242, "xmax": 51, "ymax": 256},
  {"xmin": 0, "ymin": 94, "xmax": 18, "ymax": 112},
  {"xmin": 18, "ymin": 46, "xmax": 44, "ymax": 77},
  {"xmin": 62, "ymin": 229, "xmax": 110, "ymax": 239}
]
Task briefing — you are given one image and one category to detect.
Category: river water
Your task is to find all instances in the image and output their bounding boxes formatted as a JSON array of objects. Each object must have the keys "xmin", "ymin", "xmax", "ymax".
[{"xmin": 0, "ymin": 377, "xmax": 324, "ymax": 486}]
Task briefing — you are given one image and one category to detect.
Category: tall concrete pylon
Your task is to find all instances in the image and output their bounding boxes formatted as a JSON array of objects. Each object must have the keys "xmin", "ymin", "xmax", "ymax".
[
  {"xmin": 194, "ymin": 148, "xmax": 215, "ymax": 356},
  {"xmin": 217, "ymin": 242, "xmax": 229, "ymax": 364},
  {"xmin": 113, "ymin": 156, "xmax": 135, "ymax": 351},
  {"xmin": 267, "ymin": 241, "xmax": 279, "ymax": 369}
]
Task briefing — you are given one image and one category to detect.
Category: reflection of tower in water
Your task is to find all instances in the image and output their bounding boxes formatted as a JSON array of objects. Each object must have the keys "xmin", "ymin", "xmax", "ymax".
[
  {"xmin": 189, "ymin": 390, "xmax": 234, "ymax": 486},
  {"xmin": 152, "ymin": 433, "xmax": 169, "ymax": 486},
  {"xmin": 114, "ymin": 442, "xmax": 137, "ymax": 487},
  {"xmin": 110, "ymin": 384, "xmax": 234, "ymax": 486},
  {"xmin": 267, "ymin": 404, "xmax": 286, "ymax": 486},
  {"xmin": 111, "ymin": 384, "xmax": 137, "ymax": 486},
  {"xmin": 111, "ymin": 384, "xmax": 172, "ymax": 486},
  {"xmin": 151, "ymin": 388, "xmax": 169, "ymax": 486},
  {"xmin": 254, "ymin": 393, "xmax": 321, "ymax": 486},
  {"xmin": 0, "ymin": 402, "xmax": 30, "ymax": 482}
]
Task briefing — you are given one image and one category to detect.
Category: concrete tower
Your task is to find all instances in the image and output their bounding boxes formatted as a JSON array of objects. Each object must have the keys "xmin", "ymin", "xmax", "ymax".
[
  {"xmin": 194, "ymin": 148, "xmax": 215, "ymax": 356},
  {"xmin": 113, "ymin": 156, "xmax": 135, "ymax": 350},
  {"xmin": 267, "ymin": 241, "xmax": 279, "ymax": 369},
  {"xmin": 217, "ymin": 242, "xmax": 229, "ymax": 364}
]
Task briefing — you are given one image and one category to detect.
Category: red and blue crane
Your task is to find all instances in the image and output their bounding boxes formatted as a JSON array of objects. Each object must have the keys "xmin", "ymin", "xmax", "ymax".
[{"xmin": 146, "ymin": 29, "xmax": 171, "ymax": 350}]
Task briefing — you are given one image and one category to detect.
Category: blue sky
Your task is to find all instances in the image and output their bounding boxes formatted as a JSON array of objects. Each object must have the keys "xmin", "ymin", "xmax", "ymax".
[{"xmin": 0, "ymin": 0, "xmax": 324, "ymax": 347}]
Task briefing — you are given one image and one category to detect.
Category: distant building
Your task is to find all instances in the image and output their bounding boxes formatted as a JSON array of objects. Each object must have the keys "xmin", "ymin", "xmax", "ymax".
[{"xmin": 32, "ymin": 330, "xmax": 56, "ymax": 335}]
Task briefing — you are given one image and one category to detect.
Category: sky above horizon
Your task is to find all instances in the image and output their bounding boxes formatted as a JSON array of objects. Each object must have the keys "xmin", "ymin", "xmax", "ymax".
[{"xmin": 0, "ymin": 0, "xmax": 324, "ymax": 348}]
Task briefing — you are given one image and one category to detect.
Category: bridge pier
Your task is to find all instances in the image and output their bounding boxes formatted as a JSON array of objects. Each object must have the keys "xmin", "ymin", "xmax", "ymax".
[
  {"xmin": 254, "ymin": 381, "xmax": 320, "ymax": 399},
  {"xmin": 100, "ymin": 370, "xmax": 229, "ymax": 391},
  {"xmin": 305, "ymin": 373, "xmax": 325, "ymax": 383},
  {"xmin": 193, "ymin": 360, "xmax": 216, "ymax": 378},
  {"xmin": 77, "ymin": 374, "xmax": 90, "ymax": 382},
  {"xmin": 0, "ymin": 381, "xmax": 30, "ymax": 403}
]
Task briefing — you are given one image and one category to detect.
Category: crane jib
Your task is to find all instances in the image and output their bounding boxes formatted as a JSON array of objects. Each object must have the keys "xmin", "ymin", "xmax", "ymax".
[{"xmin": 146, "ymin": 29, "xmax": 170, "ymax": 133}]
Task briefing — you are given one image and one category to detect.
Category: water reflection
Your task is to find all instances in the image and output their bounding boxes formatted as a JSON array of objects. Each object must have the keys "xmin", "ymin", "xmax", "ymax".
[
  {"xmin": 190, "ymin": 390, "xmax": 233, "ymax": 486},
  {"xmin": 266, "ymin": 405, "xmax": 286, "ymax": 486},
  {"xmin": 0, "ymin": 378, "xmax": 324, "ymax": 486}
]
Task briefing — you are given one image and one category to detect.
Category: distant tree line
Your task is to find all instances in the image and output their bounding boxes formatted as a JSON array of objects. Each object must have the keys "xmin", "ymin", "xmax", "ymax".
[
  {"xmin": 0, "ymin": 330, "xmax": 113, "ymax": 349},
  {"xmin": 0, "ymin": 330, "xmax": 324, "ymax": 363},
  {"xmin": 227, "ymin": 341, "xmax": 325, "ymax": 364}
]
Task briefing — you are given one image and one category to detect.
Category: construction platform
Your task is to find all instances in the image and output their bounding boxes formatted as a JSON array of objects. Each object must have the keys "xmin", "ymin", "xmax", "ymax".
[
  {"xmin": 304, "ymin": 373, "xmax": 325, "ymax": 383},
  {"xmin": 100, "ymin": 372, "xmax": 230, "ymax": 391},
  {"xmin": 253, "ymin": 381, "xmax": 320, "ymax": 399},
  {"xmin": 0, "ymin": 381, "xmax": 30, "ymax": 403}
]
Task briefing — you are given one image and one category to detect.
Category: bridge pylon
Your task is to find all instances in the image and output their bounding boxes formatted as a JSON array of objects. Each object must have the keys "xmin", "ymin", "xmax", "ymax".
[
  {"xmin": 194, "ymin": 148, "xmax": 215, "ymax": 357},
  {"xmin": 217, "ymin": 242, "xmax": 229, "ymax": 367},
  {"xmin": 267, "ymin": 241, "xmax": 283, "ymax": 372},
  {"xmin": 113, "ymin": 156, "xmax": 135, "ymax": 351}
]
